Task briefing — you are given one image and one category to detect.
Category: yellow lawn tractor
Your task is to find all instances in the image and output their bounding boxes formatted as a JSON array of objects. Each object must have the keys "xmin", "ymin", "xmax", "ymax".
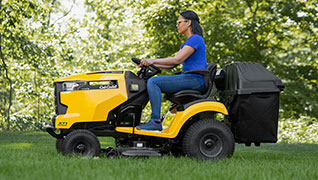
[{"xmin": 46, "ymin": 58, "xmax": 284, "ymax": 160}]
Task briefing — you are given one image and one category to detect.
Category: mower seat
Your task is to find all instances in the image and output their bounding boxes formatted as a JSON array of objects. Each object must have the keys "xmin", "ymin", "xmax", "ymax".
[{"xmin": 166, "ymin": 62, "xmax": 217, "ymax": 105}]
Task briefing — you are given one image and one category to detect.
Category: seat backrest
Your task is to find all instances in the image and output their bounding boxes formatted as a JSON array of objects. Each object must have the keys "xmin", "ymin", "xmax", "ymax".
[
  {"xmin": 165, "ymin": 62, "xmax": 217, "ymax": 105},
  {"xmin": 202, "ymin": 62, "xmax": 217, "ymax": 97}
]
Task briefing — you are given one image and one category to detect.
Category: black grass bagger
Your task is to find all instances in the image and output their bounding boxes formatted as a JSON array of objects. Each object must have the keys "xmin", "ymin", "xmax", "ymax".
[
  {"xmin": 215, "ymin": 62, "xmax": 285, "ymax": 146},
  {"xmin": 46, "ymin": 58, "xmax": 284, "ymax": 160}
]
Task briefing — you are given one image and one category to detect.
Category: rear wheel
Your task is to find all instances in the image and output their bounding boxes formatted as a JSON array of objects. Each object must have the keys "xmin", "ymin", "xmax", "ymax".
[
  {"xmin": 62, "ymin": 130, "xmax": 101, "ymax": 156},
  {"xmin": 182, "ymin": 119, "xmax": 235, "ymax": 160}
]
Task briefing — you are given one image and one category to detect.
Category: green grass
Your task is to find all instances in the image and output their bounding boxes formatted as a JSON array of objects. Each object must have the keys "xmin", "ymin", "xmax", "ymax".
[{"xmin": 0, "ymin": 131, "xmax": 317, "ymax": 180}]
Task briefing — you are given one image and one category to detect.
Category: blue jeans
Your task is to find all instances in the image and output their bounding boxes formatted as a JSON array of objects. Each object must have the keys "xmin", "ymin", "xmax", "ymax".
[{"xmin": 147, "ymin": 74, "xmax": 206, "ymax": 121}]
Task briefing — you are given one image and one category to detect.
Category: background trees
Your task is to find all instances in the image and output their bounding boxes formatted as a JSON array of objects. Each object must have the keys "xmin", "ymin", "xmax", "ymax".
[
  {"xmin": 0, "ymin": 0, "xmax": 317, "ymax": 131},
  {"xmin": 1, "ymin": 0, "xmax": 57, "ymax": 130},
  {"xmin": 138, "ymin": 0, "xmax": 318, "ymax": 118}
]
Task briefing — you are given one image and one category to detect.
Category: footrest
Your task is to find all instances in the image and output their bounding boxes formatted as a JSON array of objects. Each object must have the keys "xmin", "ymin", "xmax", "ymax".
[{"xmin": 115, "ymin": 127, "xmax": 174, "ymax": 138}]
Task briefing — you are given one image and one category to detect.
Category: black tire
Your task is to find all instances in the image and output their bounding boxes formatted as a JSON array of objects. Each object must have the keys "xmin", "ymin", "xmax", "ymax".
[
  {"xmin": 182, "ymin": 119, "xmax": 235, "ymax": 160},
  {"xmin": 62, "ymin": 130, "xmax": 101, "ymax": 156},
  {"xmin": 106, "ymin": 149, "xmax": 119, "ymax": 159},
  {"xmin": 56, "ymin": 138, "xmax": 64, "ymax": 153}
]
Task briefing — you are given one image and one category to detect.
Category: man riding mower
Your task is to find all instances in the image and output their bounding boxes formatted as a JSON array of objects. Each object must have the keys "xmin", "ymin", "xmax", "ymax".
[{"xmin": 46, "ymin": 57, "xmax": 284, "ymax": 160}]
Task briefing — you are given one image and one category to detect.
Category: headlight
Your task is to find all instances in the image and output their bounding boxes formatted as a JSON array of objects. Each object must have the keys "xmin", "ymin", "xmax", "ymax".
[{"xmin": 62, "ymin": 81, "xmax": 88, "ymax": 91}]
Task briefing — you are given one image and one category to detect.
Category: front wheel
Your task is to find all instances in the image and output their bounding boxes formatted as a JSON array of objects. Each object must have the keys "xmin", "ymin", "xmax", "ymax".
[
  {"xmin": 56, "ymin": 138, "xmax": 64, "ymax": 153},
  {"xmin": 182, "ymin": 119, "xmax": 235, "ymax": 160},
  {"xmin": 62, "ymin": 130, "xmax": 101, "ymax": 156}
]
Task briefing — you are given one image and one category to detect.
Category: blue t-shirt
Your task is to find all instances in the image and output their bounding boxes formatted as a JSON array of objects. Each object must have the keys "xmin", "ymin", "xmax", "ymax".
[{"xmin": 180, "ymin": 34, "xmax": 207, "ymax": 84}]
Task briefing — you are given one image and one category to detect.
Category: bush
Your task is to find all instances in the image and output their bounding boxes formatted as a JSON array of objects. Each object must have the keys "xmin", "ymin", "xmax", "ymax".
[{"xmin": 278, "ymin": 116, "xmax": 318, "ymax": 144}]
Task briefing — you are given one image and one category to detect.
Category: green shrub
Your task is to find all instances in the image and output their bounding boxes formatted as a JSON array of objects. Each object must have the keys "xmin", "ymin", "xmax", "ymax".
[{"xmin": 278, "ymin": 117, "xmax": 318, "ymax": 144}]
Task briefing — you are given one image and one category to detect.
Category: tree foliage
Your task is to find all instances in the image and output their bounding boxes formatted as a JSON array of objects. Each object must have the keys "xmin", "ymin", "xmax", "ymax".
[
  {"xmin": 0, "ymin": 0, "xmax": 317, "ymax": 131},
  {"xmin": 137, "ymin": 0, "xmax": 318, "ymax": 118},
  {"xmin": 1, "ymin": 0, "xmax": 56, "ymax": 130}
]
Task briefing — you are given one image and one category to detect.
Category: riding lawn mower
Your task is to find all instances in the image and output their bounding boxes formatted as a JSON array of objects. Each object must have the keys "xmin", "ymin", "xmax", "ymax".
[{"xmin": 46, "ymin": 57, "xmax": 284, "ymax": 160}]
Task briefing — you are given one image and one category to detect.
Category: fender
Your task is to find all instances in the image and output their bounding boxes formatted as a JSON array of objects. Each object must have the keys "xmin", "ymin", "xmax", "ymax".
[
  {"xmin": 115, "ymin": 100, "xmax": 228, "ymax": 138},
  {"xmin": 167, "ymin": 100, "xmax": 228, "ymax": 138}
]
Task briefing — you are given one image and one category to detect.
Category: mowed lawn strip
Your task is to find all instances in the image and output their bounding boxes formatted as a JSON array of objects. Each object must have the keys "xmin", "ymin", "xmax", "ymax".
[{"xmin": 0, "ymin": 131, "xmax": 317, "ymax": 180}]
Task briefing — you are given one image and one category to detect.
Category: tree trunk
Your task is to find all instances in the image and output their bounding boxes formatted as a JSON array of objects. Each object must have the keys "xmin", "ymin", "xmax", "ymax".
[
  {"xmin": 0, "ymin": 0, "xmax": 13, "ymax": 130},
  {"xmin": 246, "ymin": 0, "xmax": 261, "ymax": 62}
]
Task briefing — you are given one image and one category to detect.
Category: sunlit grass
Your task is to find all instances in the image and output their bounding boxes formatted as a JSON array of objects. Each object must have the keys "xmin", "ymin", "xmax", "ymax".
[
  {"xmin": 0, "ymin": 131, "xmax": 317, "ymax": 180},
  {"xmin": 2, "ymin": 142, "xmax": 32, "ymax": 149}
]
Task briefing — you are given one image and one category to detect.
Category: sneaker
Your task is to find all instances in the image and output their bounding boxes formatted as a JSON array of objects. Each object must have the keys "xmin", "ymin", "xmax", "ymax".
[{"xmin": 136, "ymin": 119, "xmax": 162, "ymax": 131}]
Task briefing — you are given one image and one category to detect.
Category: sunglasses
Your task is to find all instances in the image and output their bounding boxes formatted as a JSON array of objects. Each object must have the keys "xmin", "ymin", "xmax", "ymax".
[{"xmin": 176, "ymin": 20, "xmax": 188, "ymax": 25}]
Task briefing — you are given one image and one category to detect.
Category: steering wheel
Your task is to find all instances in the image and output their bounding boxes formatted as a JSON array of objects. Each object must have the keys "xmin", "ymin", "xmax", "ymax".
[{"xmin": 132, "ymin": 57, "xmax": 161, "ymax": 79}]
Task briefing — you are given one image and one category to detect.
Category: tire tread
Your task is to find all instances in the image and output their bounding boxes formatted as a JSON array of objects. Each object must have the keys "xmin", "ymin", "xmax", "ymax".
[{"xmin": 182, "ymin": 119, "xmax": 235, "ymax": 160}]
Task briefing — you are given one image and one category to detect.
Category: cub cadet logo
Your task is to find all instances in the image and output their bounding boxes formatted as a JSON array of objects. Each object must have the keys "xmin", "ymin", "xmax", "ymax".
[
  {"xmin": 99, "ymin": 85, "xmax": 118, "ymax": 89},
  {"xmin": 58, "ymin": 122, "xmax": 67, "ymax": 126}
]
